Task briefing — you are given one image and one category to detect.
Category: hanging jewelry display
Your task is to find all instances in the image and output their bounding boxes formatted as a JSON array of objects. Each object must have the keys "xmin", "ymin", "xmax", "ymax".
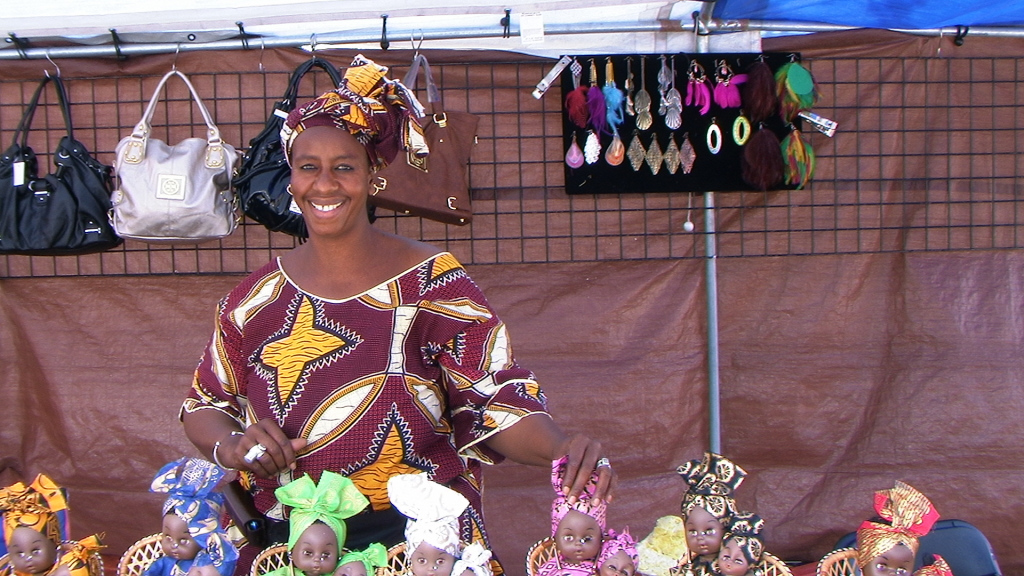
[
  {"xmin": 584, "ymin": 130, "xmax": 601, "ymax": 164},
  {"xmin": 626, "ymin": 130, "xmax": 646, "ymax": 171},
  {"xmin": 664, "ymin": 56, "xmax": 683, "ymax": 130},
  {"xmin": 741, "ymin": 122, "xmax": 785, "ymax": 191},
  {"xmin": 663, "ymin": 134, "xmax": 681, "ymax": 175},
  {"xmin": 634, "ymin": 56, "xmax": 653, "ymax": 130},
  {"xmin": 565, "ymin": 132, "xmax": 585, "ymax": 168},
  {"xmin": 680, "ymin": 134, "xmax": 697, "ymax": 174},
  {"xmin": 686, "ymin": 59, "xmax": 713, "ymax": 116},
  {"xmin": 624, "ymin": 56, "xmax": 636, "ymax": 117},
  {"xmin": 742, "ymin": 56, "xmax": 779, "ymax": 124},
  {"xmin": 781, "ymin": 126, "xmax": 815, "ymax": 189},
  {"xmin": 565, "ymin": 58, "xmax": 589, "ymax": 129},
  {"xmin": 713, "ymin": 59, "xmax": 747, "ymax": 109},
  {"xmin": 645, "ymin": 134, "xmax": 663, "ymax": 175},
  {"xmin": 603, "ymin": 57, "xmax": 626, "ymax": 166},
  {"xmin": 733, "ymin": 113, "xmax": 751, "ymax": 145},
  {"xmin": 657, "ymin": 55, "xmax": 672, "ymax": 117},
  {"xmin": 706, "ymin": 118, "xmax": 722, "ymax": 154},
  {"xmin": 775, "ymin": 57, "xmax": 817, "ymax": 123},
  {"xmin": 586, "ymin": 59, "xmax": 606, "ymax": 136}
]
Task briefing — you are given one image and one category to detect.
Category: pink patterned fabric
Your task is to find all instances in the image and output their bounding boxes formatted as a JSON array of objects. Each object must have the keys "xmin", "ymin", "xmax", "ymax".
[{"xmin": 550, "ymin": 456, "xmax": 607, "ymax": 536}]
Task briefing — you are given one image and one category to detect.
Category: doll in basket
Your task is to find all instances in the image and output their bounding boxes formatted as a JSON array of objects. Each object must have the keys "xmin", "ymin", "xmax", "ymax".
[
  {"xmin": 597, "ymin": 529, "xmax": 638, "ymax": 576},
  {"xmin": 536, "ymin": 456, "xmax": 608, "ymax": 576},
  {"xmin": 333, "ymin": 543, "xmax": 388, "ymax": 576},
  {"xmin": 715, "ymin": 512, "xmax": 764, "ymax": 576},
  {"xmin": 147, "ymin": 458, "xmax": 238, "ymax": 576},
  {"xmin": 912, "ymin": 555, "xmax": 953, "ymax": 576},
  {"xmin": 855, "ymin": 481, "xmax": 939, "ymax": 576},
  {"xmin": 671, "ymin": 453, "xmax": 746, "ymax": 576},
  {"xmin": 386, "ymin": 473, "xmax": 479, "ymax": 576},
  {"xmin": 0, "ymin": 474, "xmax": 104, "ymax": 576},
  {"xmin": 268, "ymin": 471, "xmax": 370, "ymax": 576}
]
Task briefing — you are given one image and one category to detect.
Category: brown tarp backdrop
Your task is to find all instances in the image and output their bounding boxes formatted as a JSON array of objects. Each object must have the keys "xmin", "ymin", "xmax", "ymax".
[{"xmin": 1, "ymin": 31, "xmax": 1023, "ymax": 574}]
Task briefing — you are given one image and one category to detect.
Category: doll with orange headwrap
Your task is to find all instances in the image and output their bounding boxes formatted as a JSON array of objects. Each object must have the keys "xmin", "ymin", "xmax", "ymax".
[
  {"xmin": 855, "ymin": 481, "xmax": 939, "ymax": 576},
  {"xmin": 536, "ymin": 456, "xmax": 608, "ymax": 576},
  {"xmin": 671, "ymin": 453, "xmax": 746, "ymax": 576},
  {"xmin": 0, "ymin": 475, "xmax": 103, "ymax": 576}
]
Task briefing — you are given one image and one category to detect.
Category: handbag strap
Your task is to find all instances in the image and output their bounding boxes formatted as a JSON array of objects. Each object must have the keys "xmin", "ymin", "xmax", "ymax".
[
  {"xmin": 120, "ymin": 69, "xmax": 226, "ymax": 168},
  {"xmin": 402, "ymin": 53, "xmax": 445, "ymax": 115},
  {"xmin": 11, "ymin": 75, "xmax": 73, "ymax": 149},
  {"xmin": 277, "ymin": 57, "xmax": 344, "ymax": 117}
]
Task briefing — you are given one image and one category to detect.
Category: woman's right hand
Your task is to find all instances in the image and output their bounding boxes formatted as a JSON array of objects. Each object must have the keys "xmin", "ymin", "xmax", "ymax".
[{"xmin": 219, "ymin": 419, "xmax": 307, "ymax": 478}]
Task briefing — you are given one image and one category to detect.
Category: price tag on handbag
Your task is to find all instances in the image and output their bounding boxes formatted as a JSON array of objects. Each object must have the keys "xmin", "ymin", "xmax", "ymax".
[{"xmin": 12, "ymin": 161, "xmax": 24, "ymax": 186}]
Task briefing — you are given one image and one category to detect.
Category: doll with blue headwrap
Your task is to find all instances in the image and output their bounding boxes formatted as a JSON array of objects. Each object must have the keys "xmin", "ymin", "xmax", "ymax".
[
  {"xmin": 146, "ymin": 458, "xmax": 239, "ymax": 576},
  {"xmin": 266, "ymin": 471, "xmax": 370, "ymax": 576}
]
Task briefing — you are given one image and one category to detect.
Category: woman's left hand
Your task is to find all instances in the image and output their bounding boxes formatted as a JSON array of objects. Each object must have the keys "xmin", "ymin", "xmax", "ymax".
[{"xmin": 555, "ymin": 434, "xmax": 616, "ymax": 505}]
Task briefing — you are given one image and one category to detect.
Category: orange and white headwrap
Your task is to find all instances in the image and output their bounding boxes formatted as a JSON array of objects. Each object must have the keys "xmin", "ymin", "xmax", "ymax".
[
  {"xmin": 912, "ymin": 555, "xmax": 952, "ymax": 576},
  {"xmin": 676, "ymin": 453, "xmax": 746, "ymax": 521},
  {"xmin": 856, "ymin": 481, "xmax": 939, "ymax": 568},
  {"xmin": 0, "ymin": 474, "xmax": 68, "ymax": 547},
  {"xmin": 281, "ymin": 54, "xmax": 427, "ymax": 172}
]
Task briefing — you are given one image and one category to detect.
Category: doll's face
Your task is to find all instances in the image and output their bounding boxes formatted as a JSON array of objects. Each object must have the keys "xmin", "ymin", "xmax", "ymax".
[
  {"xmin": 186, "ymin": 565, "xmax": 221, "ymax": 576},
  {"xmin": 599, "ymin": 551, "xmax": 635, "ymax": 576},
  {"xmin": 863, "ymin": 544, "xmax": 914, "ymax": 576},
  {"xmin": 408, "ymin": 543, "xmax": 456, "ymax": 576},
  {"xmin": 161, "ymin": 514, "xmax": 202, "ymax": 561},
  {"xmin": 684, "ymin": 507, "xmax": 724, "ymax": 561},
  {"xmin": 716, "ymin": 540, "xmax": 750, "ymax": 576},
  {"xmin": 292, "ymin": 523, "xmax": 339, "ymax": 576},
  {"xmin": 8, "ymin": 526, "xmax": 58, "ymax": 575},
  {"xmin": 554, "ymin": 510, "xmax": 602, "ymax": 564},
  {"xmin": 334, "ymin": 561, "xmax": 368, "ymax": 576}
]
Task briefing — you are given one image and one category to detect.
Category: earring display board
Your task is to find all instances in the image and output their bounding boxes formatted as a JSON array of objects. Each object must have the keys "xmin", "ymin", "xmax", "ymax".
[{"xmin": 561, "ymin": 52, "xmax": 800, "ymax": 194}]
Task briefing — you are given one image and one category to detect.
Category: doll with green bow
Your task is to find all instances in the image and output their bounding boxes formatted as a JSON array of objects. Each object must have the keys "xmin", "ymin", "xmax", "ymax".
[
  {"xmin": 268, "ymin": 471, "xmax": 370, "ymax": 576},
  {"xmin": 333, "ymin": 543, "xmax": 388, "ymax": 576}
]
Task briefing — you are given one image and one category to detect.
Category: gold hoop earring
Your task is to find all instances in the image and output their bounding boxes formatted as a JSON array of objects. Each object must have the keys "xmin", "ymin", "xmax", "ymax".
[
  {"xmin": 371, "ymin": 177, "xmax": 388, "ymax": 195},
  {"xmin": 286, "ymin": 184, "xmax": 293, "ymax": 196}
]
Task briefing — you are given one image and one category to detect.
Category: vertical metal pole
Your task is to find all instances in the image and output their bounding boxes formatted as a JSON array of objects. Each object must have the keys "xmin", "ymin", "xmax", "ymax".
[{"xmin": 704, "ymin": 191, "xmax": 721, "ymax": 454}]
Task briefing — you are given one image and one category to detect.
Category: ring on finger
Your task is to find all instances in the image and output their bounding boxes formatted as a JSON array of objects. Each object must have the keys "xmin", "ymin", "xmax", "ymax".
[
  {"xmin": 243, "ymin": 443, "xmax": 268, "ymax": 464},
  {"xmin": 596, "ymin": 457, "xmax": 611, "ymax": 469}
]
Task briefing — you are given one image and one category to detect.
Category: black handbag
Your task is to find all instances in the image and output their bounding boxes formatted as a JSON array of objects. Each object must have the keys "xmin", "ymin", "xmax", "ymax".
[
  {"xmin": 233, "ymin": 57, "xmax": 343, "ymax": 238},
  {"xmin": 0, "ymin": 75, "xmax": 121, "ymax": 255}
]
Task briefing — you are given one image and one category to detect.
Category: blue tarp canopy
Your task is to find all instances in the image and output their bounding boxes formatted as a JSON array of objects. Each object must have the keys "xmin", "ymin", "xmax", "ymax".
[{"xmin": 715, "ymin": 0, "xmax": 1024, "ymax": 29}]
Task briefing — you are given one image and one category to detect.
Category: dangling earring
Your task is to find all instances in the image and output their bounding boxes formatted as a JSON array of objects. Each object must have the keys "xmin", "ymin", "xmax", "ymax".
[{"xmin": 371, "ymin": 176, "xmax": 388, "ymax": 195}]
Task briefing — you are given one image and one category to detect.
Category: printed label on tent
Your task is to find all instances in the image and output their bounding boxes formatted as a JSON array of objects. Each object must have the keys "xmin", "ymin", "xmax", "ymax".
[{"xmin": 156, "ymin": 174, "xmax": 187, "ymax": 200}]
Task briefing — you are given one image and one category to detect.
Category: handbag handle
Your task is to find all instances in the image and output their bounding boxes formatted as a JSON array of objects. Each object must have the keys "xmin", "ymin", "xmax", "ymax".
[
  {"xmin": 120, "ymin": 69, "xmax": 227, "ymax": 169},
  {"xmin": 276, "ymin": 57, "xmax": 344, "ymax": 117},
  {"xmin": 402, "ymin": 53, "xmax": 445, "ymax": 116},
  {"xmin": 11, "ymin": 75, "xmax": 73, "ymax": 150}
]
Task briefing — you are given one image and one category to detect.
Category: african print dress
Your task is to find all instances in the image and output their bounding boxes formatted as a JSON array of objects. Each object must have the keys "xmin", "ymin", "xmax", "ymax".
[{"xmin": 183, "ymin": 253, "xmax": 548, "ymax": 546}]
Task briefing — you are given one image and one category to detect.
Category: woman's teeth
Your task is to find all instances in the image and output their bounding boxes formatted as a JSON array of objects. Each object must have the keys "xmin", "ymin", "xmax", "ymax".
[{"xmin": 311, "ymin": 202, "xmax": 341, "ymax": 212}]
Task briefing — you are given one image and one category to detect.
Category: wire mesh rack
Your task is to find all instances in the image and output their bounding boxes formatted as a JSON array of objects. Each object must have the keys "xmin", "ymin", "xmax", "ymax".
[{"xmin": 0, "ymin": 54, "xmax": 1021, "ymax": 278}]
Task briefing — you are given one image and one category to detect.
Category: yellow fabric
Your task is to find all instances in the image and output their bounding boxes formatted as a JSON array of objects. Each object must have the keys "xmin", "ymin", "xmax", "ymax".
[{"xmin": 0, "ymin": 475, "xmax": 68, "ymax": 547}]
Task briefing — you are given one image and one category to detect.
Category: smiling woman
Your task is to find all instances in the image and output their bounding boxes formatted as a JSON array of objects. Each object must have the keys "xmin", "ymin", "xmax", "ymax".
[{"xmin": 180, "ymin": 55, "xmax": 615, "ymax": 576}]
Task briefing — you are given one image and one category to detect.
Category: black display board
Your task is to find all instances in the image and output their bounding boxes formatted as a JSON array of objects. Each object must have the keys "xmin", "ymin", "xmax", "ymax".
[{"xmin": 561, "ymin": 53, "xmax": 798, "ymax": 194}]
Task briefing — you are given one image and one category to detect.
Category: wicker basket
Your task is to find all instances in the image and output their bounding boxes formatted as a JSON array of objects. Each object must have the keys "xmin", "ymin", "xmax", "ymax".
[
  {"xmin": 248, "ymin": 541, "xmax": 407, "ymax": 576},
  {"xmin": 525, "ymin": 538, "xmax": 556, "ymax": 576},
  {"xmin": 117, "ymin": 534, "xmax": 164, "ymax": 576},
  {"xmin": 815, "ymin": 548, "xmax": 857, "ymax": 576},
  {"xmin": 761, "ymin": 552, "xmax": 793, "ymax": 576}
]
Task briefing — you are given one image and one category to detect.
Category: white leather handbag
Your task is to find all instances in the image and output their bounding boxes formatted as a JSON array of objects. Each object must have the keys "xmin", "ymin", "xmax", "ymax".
[{"xmin": 110, "ymin": 69, "xmax": 239, "ymax": 243}]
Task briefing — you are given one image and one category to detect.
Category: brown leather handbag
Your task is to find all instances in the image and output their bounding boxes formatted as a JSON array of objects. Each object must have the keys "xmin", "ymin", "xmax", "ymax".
[{"xmin": 371, "ymin": 54, "xmax": 478, "ymax": 225}]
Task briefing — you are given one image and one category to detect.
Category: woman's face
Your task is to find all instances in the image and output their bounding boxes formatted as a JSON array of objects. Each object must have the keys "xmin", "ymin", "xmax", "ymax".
[
  {"xmin": 863, "ymin": 544, "xmax": 914, "ymax": 576},
  {"xmin": 408, "ymin": 543, "xmax": 456, "ymax": 576},
  {"xmin": 599, "ymin": 551, "xmax": 635, "ymax": 576},
  {"xmin": 684, "ymin": 507, "xmax": 724, "ymax": 561},
  {"xmin": 8, "ymin": 526, "xmax": 58, "ymax": 575},
  {"xmin": 289, "ymin": 125, "xmax": 373, "ymax": 238},
  {"xmin": 554, "ymin": 510, "xmax": 603, "ymax": 563},
  {"xmin": 291, "ymin": 523, "xmax": 339, "ymax": 576},
  {"xmin": 716, "ymin": 539, "xmax": 750, "ymax": 576},
  {"xmin": 160, "ymin": 514, "xmax": 202, "ymax": 561}
]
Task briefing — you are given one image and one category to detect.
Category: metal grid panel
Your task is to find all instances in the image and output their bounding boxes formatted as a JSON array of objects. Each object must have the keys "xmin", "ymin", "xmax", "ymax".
[{"xmin": 0, "ymin": 55, "xmax": 1021, "ymax": 278}]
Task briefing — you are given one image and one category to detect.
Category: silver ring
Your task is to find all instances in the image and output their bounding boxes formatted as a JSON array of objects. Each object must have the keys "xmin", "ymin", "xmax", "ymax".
[
  {"xmin": 596, "ymin": 457, "xmax": 611, "ymax": 469},
  {"xmin": 243, "ymin": 443, "xmax": 267, "ymax": 464}
]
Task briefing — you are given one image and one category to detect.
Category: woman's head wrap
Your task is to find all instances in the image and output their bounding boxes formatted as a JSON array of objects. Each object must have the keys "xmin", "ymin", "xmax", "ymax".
[
  {"xmin": 275, "ymin": 471, "xmax": 369, "ymax": 552},
  {"xmin": 150, "ymin": 458, "xmax": 239, "ymax": 576},
  {"xmin": 912, "ymin": 555, "xmax": 952, "ymax": 576},
  {"xmin": 451, "ymin": 542, "xmax": 493, "ymax": 576},
  {"xmin": 337, "ymin": 542, "xmax": 388, "ymax": 575},
  {"xmin": 856, "ymin": 481, "xmax": 939, "ymax": 569},
  {"xmin": 676, "ymin": 453, "xmax": 746, "ymax": 521},
  {"xmin": 599, "ymin": 529, "xmax": 639, "ymax": 567},
  {"xmin": 550, "ymin": 456, "xmax": 607, "ymax": 536},
  {"xmin": 723, "ymin": 512, "xmax": 765, "ymax": 564},
  {"xmin": 0, "ymin": 474, "xmax": 68, "ymax": 546},
  {"xmin": 387, "ymin": 473, "xmax": 468, "ymax": 557},
  {"xmin": 281, "ymin": 55, "xmax": 427, "ymax": 172}
]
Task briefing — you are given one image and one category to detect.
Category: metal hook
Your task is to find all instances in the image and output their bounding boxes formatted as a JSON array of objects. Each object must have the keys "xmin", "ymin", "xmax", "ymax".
[
  {"xmin": 500, "ymin": 8, "xmax": 512, "ymax": 38},
  {"xmin": 954, "ymin": 25, "xmax": 969, "ymax": 46},
  {"xmin": 380, "ymin": 14, "xmax": 390, "ymax": 50},
  {"xmin": 7, "ymin": 33, "xmax": 29, "ymax": 60},
  {"xmin": 410, "ymin": 30, "xmax": 424, "ymax": 55},
  {"xmin": 236, "ymin": 21, "xmax": 250, "ymax": 50},
  {"xmin": 309, "ymin": 33, "xmax": 318, "ymax": 52},
  {"xmin": 44, "ymin": 50, "xmax": 61, "ymax": 78},
  {"xmin": 258, "ymin": 37, "xmax": 266, "ymax": 72},
  {"xmin": 110, "ymin": 28, "xmax": 127, "ymax": 61},
  {"xmin": 172, "ymin": 43, "xmax": 181, "ymax": 71}
]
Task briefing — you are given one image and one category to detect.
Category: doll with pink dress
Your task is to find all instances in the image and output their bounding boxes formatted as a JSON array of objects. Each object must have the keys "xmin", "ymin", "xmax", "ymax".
[
  {"xmin": 597, "ymin": 530, "xmax": 638, "ymax": 576},
  {"xmin": 536, "ymin": 456, "xmax": 607, "ymax": 576}
]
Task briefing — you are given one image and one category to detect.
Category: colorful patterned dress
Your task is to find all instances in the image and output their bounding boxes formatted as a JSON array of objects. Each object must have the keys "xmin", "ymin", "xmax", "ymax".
[{"xmin": 183, "ymin": 253, "xmax": 548, "ymax": 547}]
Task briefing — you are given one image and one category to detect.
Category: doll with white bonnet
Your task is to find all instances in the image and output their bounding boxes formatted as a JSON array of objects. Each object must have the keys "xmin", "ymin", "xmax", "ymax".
[
  {"xmin": 671, "ymin": 453, "xmax": 746, "ymax": 576},
  {"xmin": 855, "ymin": 482, "xmax": 939, "ymax": 576},
  {"xmin": 267, "ymin": 471, "xmax": 370, "ymax": 576},
  {"xmin": 146, "ymin": 458, "xmax": 238, "ymax": 576},
  {"xmin": 536, "ymin": 456, "xmax": 607, "ymax": 576},
  {"xmin": 597, "ymin": 529, "xmax": 638, "ymax": 576},
  {"xmin": 451, "ymin": 542, "xmax": 493, "ymax": 576},
  {"xmin": 0, "ymin": 474, "xmax": 103, "ymax": 576},
  {"xmin": 334, "ymin": 543, "xmax": 388, "ymax": 576},
  {"xmin": 715, "ymin": 512, "xmax": 764, "ymax": 576},
  {"xmin": 387, "ymin": 474, "xmax": 469, "ymax": 576}
]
